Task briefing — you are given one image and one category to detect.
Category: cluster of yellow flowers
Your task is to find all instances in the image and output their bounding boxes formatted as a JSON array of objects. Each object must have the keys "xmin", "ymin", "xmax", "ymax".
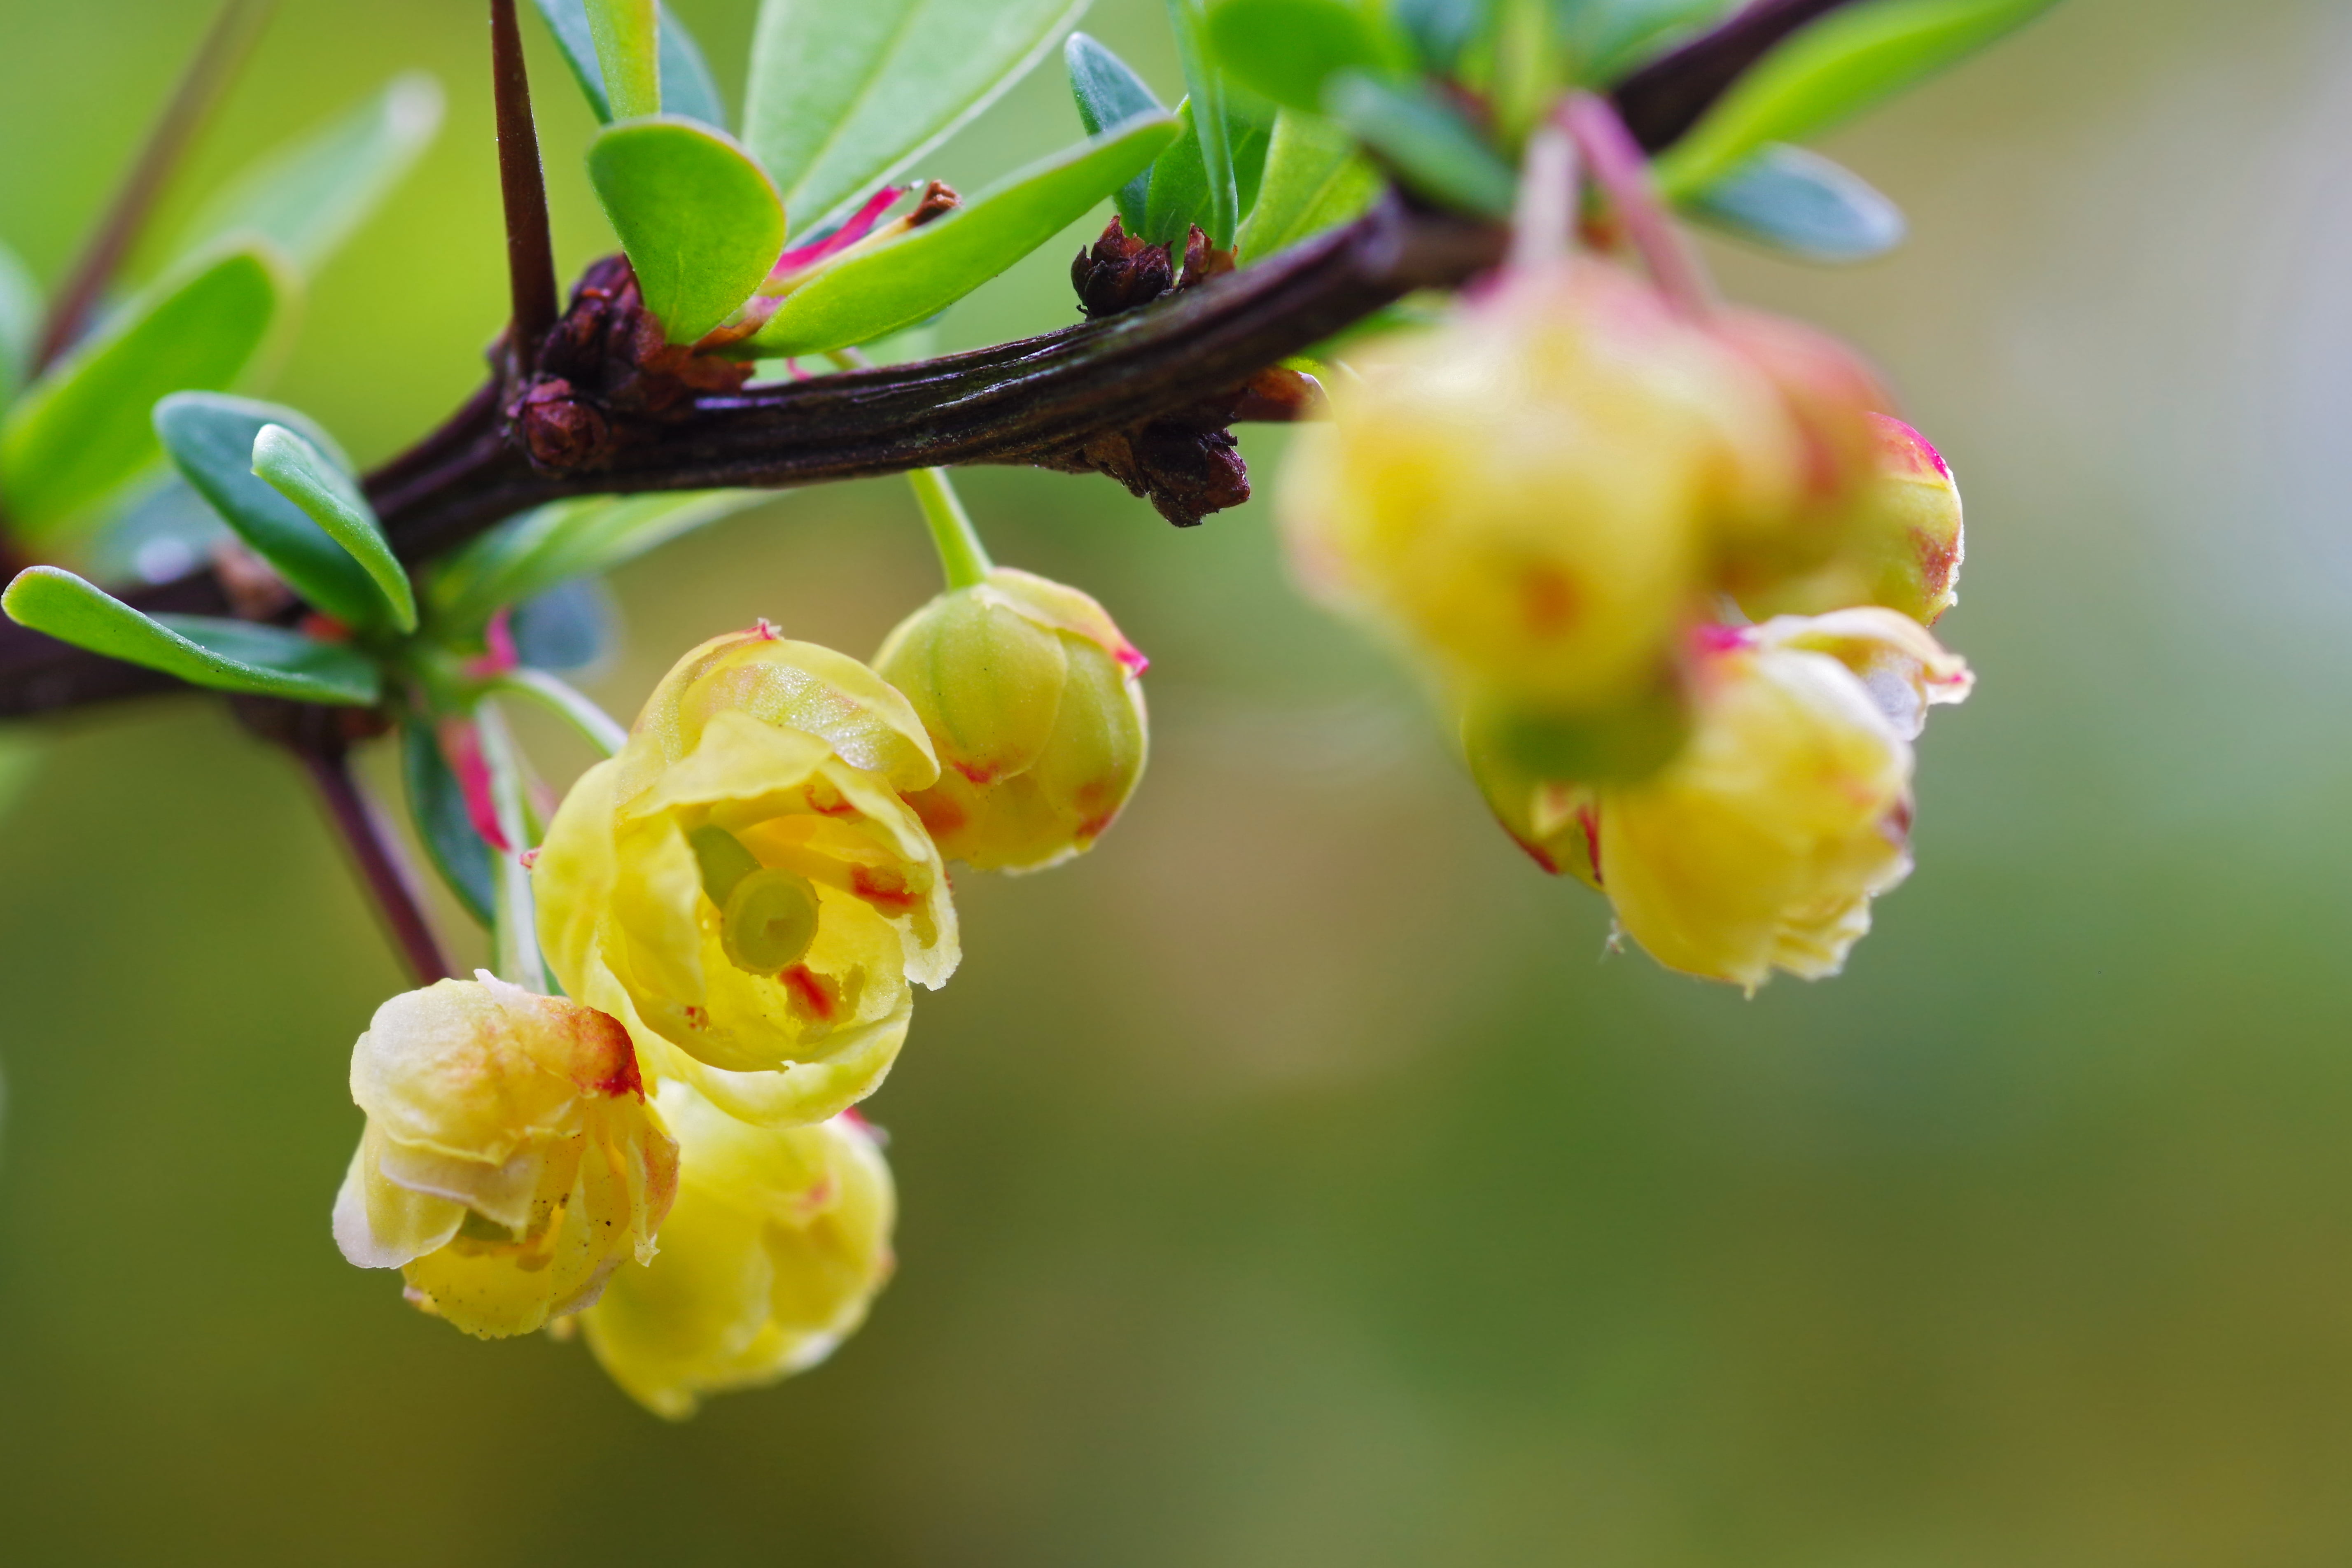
[
  {"xmin": 329, "ymin": 238, "xmax": 1979, "ymax": 1414},
  {"xmin": 1281, "ymin": 257, "xmax": 1974, "ymax": 990},
  {"xmin": 334, "ymin": 578, "xmax": 1149, "ymax": 1416}
]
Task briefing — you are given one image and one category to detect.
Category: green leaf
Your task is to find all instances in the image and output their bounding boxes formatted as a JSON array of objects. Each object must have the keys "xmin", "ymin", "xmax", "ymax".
[
  {"xmin": 586, "ymin": 117, "xmax": 788, "ymax": 345},
  {"xmin": 585, "ymin": 0, "xmax": 663, "ymax": 120},
  {"xmin": 401, "ymin": 720, "xmax": 495, "ymax": 927},
  {"xmin": 744, "ymin": 0, "xmax": 1090, "ymax": 231},
  {"xmin": 250, "ymin": 423, "xmax": 417, "ymax": 633},
  {"xmin": 1233, "ymin": 107, "xmax": 1379, "ymax": 260},
  {"xmin": 1324, "ymin": 70, "xmax": 1514, "ymax": 218},
  {"xmin": 0, "ymin": 239, "xmax": 38, "ymax": 411},
  {"xmin": 427, "ymin": 490, "xmax": 769, "ymax": 626},
  {"xmin": 1166, "ymin": 0, "xmax": 1240, "ymax": 248},
  {"xmin": 1561, "ymin": 0, "xmax": 1735, "ymax": 82},
  {"xmin": 153, "ymin": 393, "xmax": 388, "ymax": 629},
  {"xmin": 1391, "ymin": 0, "xmax": 1483, "ymax": 71},
  {"xmin": 1142, "ymin": 97, "xmax": 1272, "ymax": 247},
  {"xmin": 0, "ymin": 244, "xmax": 295, "ymax": 543},
  {"xmin": 1065, "ymin": 33, "xmax": 1164, "ymax": 232},
  {"xmin": 533, "ymin": 0, "xmax": 728, "ymax": 126},
  {"xmin": 744, "ymin": 112, "xmax": 1181, "ymax": 359},
  {"xmin": 1202, "ymin": 0, "xmax": 1413, "ymax": 115},
  {"xmin": 1684, "ymin": 142, "xmax": 1906, "ymax": 262},
  {"xmin": 173, "ymin": 74, "xmax": 445, "ymax": 274},
  {"xmin": 1653, "ymin": 0, "xmax": 2060, "ymax": 198},
  {"xmin": 2, "ymin": 566, "xmax": 380, "ymax": 705}
]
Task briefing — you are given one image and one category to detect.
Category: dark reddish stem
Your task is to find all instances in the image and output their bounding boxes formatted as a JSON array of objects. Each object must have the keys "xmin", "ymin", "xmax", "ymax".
[
  {"xmin": 296, "ymin": 742, "xmax": 456, "ymax": 985},
  {"xmin": 488, "ymin": 0, "xmax": 560, "ymax": 375},
  {"xmin": 1610, "ymin": 0, "xmax": 1857, "ymax": 152},
  {"xmin": 33, "ymin": 0, "xmax": 274, "ymax": 371}
]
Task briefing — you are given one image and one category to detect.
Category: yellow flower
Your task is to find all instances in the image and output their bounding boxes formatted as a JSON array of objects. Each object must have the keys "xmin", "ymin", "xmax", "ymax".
[
  {"xmin": 536, "ymin": 625, "xmax": 959, "ymax": 1128},
  {"xmin": 1596, "ymin": 610, "xmax": 1973, "ymax": 989},
  {"xmin": 1735, "ymin": 415, "xmax": 1965, "ymax": 626},
  {"xmin": 581, "ymin": 1080, "xmax": 895, "ymax": 1419},
  {"xmin": 331, "ymin": 974, "xmax": 679, "ymax": 1339},
  {"xmin": 873, "ymin": 567, "xmax": 1148, "ymax": 872},
  {"xmin": 1278, "ymin": 260, "xmax": 1799, "ymax": 722}
]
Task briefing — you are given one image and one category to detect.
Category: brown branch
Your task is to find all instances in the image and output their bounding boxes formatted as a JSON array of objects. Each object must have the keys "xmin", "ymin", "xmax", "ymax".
[
  {"xmin": 33, "ymin": 0, "xmax": 275, "ymax": 370},
  {"xmin": 0, "ymin": 0, "xmax": 1872, "ymax": 720},
  {"xmin": 294, "ymin": 739, "xmax": 456, "ymax": 985},
  {"xmin": 487, "ymin": 0, "xmax": 560, "ymax": 376}
]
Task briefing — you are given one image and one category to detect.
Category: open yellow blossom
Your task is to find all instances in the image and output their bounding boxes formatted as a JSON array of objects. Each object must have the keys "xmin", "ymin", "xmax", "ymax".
[
  {"xmin": 874, "ymin": 567, "xmax": 1148, "ymax": 872},
  {"xmin": 331, "ymin": 974, "xmax": 679, "ymax": 1339},
  {"xmin": 1278, "ymin": 260, "xmax": 1800, "ymax": 721},
  {"xmin": 582, "ymin": 1080, "xmax": 895, "ymax": 1419},
  {"xmin": 536, "ymin": 625, "xmax": 959, "ymax": 1128},
  {"xmin": 1597, "ymin": 610, "xmax": 1973, "ymax": 989}
]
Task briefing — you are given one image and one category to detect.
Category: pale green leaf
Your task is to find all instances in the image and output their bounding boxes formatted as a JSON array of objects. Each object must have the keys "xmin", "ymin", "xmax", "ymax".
[
  {"xmin": 173, "ymin": 74, "xmax": 445, "ymax": 273},
  {"xmin": 585, "ymin": 0, "xmax": 662, "ymax": 120},
  {"xmin": 1166, "ymin": 0, "xmax": 1239, "ymax": 247},
  {"xmin": 0, "ymin": 244, "xmax": 295, "ymax": 542},
  {"xmin": 2, "ymin": 565, "xmax": 380, "ymax": 705},
  {"xmin": 1203, "ymin": 0, "xmax": 1413, "ymax": 115},
  {"xmin": 1324, "ymin": 71, "xmax": 1513, "ymax": 218},
  {"xmin": 1562, "ymin": 0, "xmax": 1738, "ymax": 82},
  {"xmin": 1234, "ymin": 108, "xmax": 1379, "ymax": 261},
  {"xmin": 1684, "ymin": 142, "xmax": 1907, "ymax": 262},
  {"xmin": 1654, "ymin": 0, "xmax": 2060, "ymax": 198},
  {"xmin": 1065, "ymin": 32, "xmax": 1164, "ymax": 231},
  {"xmin": 428, "ymin": 490, "xmax": 770, "ymax": 625},
  {"xmin": 587, "ymin": 117, "xmax": 788, "ymax": 345},
  {"xmin": 745, "ymin": 112, "xmax": 1179, "ymax": 359},
  {"xmin": 533, "ymin": 0, "xmax": 729, "ymax": 126},
  {"xmin": 250, "ymin": 423, "xmax": 416, "ymax": 633},
  {"xmin": 154, "ymin": 393, "xmax": 386, "ymax": 628},
  {"xmin": 744, "ymin": 0, "xmax": 1091, "ymax": 231},
  {"xmin": 0, "ymin": 239, "xmax": 37, "ymax": 411},
  {"xmin": 1147, "ymin": 97, "xmax": 1274, "ymax": 246}
]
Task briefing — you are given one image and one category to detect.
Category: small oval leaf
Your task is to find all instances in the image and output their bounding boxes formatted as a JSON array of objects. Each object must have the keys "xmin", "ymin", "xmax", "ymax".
[
  {"xmin": 745, "ymin": 0, "xmax": 1090, "ymax": 232},
  {"xmin": 0, "ymin": 244, "xmax": 295, "ymax": 542},
  {"xmin": 1066, "ymin": 33, "xmax": 1165, "ymax": 232},
  {"xmin": 1323, "ymin": 71, "xmax": 1514, "ymax": 219},
  {"xmin": 584, "ymin": 0, "xmax": 662, "ymax": 120},
  {"xmin": 2, "ymin": 565, "xmax": 381, "ymax": 705},
  {"xmin": 154, "ymin": 393, "xmax": 385, "ymax": 628},
  {"xmin": 1654, "ymin": 0, "xmax": 2059, "ymax": 198},
  {"xmin": 1685, "ymin": 142, "xmax": 1907, "ymax": 261},
  {"xmin": 744, "ymin": 112, "xmax": 1181, "ymax": 360},
  {"xmin": 587, "ymin": 117, "xmax": 788, "ymax": 345},
  {"xmin": 427, "ymin": 490, "xmax": 768, "ymax": 627},
  {"xmin": 534, "ymin": 0, "xmax": 728, "ymax": 126},
  {"xmin": 250, "ymin": 423, "xmax": 416, "ymax": 632},
  {"xmin": 1203, "ymin": 0, "xmax": 1414, "ymax": 115},
  {"xmin": 1234, "ymin": 108, "xmax": 1379, "ymax": 261},
  {"xmin": 173, "ymin": 74, "xmax": 446, "ymax": 274}
]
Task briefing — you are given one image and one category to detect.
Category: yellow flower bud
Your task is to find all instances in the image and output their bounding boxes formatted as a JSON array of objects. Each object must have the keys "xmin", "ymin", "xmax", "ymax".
[
  {"xmin": 1278, "ymin": 261, "xmax": 1799, "ymax": 721},
  {"xmin": 873, "ymin": 567, "xmax": 1149, "ymax": 872},
  {"xmin": 535, "ymin": 625, "xmax": 959, "ymax": 1127},
  {"xmin": 1596, "ymin": 611, "xmax": 1973, "ymax": 989},
  {"xmin": 581, "ymin": 1081, "xmax": 894, "ymax": 1419},
  {"xmin": 1735, "ymin": 415, "xmax": 1965, "ymax": 626},
  {"xmin": 331, "ymin": 974, "xmax": 679, "ymax": 1339}
]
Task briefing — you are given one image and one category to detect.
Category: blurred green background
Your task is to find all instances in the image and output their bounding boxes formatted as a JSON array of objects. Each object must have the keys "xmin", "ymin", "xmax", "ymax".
[{"xmin": 7, "ymin": 0, "xmax": 2352, "ymax": 1562}]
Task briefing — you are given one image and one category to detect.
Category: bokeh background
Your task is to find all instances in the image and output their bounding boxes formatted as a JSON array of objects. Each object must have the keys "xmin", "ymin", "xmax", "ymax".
[{"xmin": 4, "ymin": 0, "xmax": 2351, "ymax": 1561}]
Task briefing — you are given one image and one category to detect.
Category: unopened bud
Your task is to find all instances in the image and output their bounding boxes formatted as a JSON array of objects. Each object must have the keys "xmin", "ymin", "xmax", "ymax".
[{"xmin": 875, "ymin": 567, "xmax": 1148, "ymax": 873}]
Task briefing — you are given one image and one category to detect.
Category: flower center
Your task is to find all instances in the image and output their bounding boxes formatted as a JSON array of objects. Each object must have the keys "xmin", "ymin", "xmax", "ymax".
[{"xmin": 689, "ymin": 824, "xmax": 821, "ymax": 974}]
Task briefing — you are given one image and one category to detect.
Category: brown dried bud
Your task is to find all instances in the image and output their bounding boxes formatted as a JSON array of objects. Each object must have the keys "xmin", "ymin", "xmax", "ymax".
[
  {"xmin": 511, "ymin": 378, "xmax": 612, "ymax": 471},
  {"xmin": 1071, "ymin": 217, "xmax": 1175, "ymax": 320},
  {"xmin": 910, "ymin": 180, "xmax": 962, "ymax": 226}
]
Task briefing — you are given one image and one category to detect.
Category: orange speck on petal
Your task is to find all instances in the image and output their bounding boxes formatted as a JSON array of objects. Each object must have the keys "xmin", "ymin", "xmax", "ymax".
[
  {"xmin": 782, "ymin": 965, "xmax": 837, "ymax": 1020},
  {"xmin": 849, "ymin": 867, "xmax": 918, "ymax": 912}
]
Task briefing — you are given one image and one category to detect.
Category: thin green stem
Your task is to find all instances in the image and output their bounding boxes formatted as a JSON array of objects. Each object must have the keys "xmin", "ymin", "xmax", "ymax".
[
  {"xmin": 490, "ymin": 667, "xmax": 628, "ymax": 757},
  {"xmin": 472, "ymin": 697, "xmax": 550, "ymax": 992},
  {"xmin": 907, "ymin": 467, "xmax": 992, "ymax": 591}
]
